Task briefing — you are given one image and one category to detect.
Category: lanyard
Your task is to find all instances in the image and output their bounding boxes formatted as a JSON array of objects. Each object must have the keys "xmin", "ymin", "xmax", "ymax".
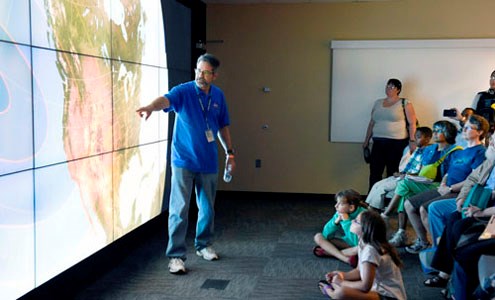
[{"xmin": 197, "ymin": 93, "xmax": 212, "ymax": 130}]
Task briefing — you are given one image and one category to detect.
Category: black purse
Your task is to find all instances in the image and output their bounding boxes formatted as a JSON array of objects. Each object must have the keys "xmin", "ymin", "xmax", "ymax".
[
  {"xmin": 456, "ymin": 218, "xmax": 490, "ymax": 249},
  {"xmin": 363, "ymin": 146, "xmax": 371, "ymax": 164}
]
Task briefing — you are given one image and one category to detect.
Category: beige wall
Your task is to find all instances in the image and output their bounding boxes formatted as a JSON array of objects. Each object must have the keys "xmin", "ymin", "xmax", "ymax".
[{"xmin": 207, "ymin": 0, "xmax": 495, "ymax": 195}]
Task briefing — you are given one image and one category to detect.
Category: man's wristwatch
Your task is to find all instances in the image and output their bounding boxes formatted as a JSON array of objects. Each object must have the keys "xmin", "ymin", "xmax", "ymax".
[{"xmin": 227, "ymin": 149, "xmax": 235, "ymax": 158}]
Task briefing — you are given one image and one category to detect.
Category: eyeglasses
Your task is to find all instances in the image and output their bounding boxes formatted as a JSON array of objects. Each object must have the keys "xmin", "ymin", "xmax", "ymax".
[
  {"xmin": 352, "ymin": 219, "xmax": 361, "ymax": 225},
  {"xmin": 462, "ymin": 125, "xmax": 479, "ymax": 131},
  {"xmin": 490, "ymin": 76, "xmax": 495, "ymax": 80},
  {"xmin": 195, "ymin": 68, "xmax": 214, "ymax": 77},
  {"xmin": 432, "ymin": 128, "xmax": 443, "ymax": 133},
  {"xmin": 386, "ymin": 85, "xmax": 396, "ymax": 90}
]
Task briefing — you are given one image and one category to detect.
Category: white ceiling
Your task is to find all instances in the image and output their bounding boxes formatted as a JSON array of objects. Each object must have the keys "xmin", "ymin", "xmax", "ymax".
[{"xmin": 202, "ymin": 0, "xmax": 396, "ymax": 4}]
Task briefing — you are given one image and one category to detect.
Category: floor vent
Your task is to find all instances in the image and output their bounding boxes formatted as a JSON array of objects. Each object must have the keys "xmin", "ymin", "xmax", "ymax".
[{"xmin": 200, "ymin": 279, "xmax": 230, "ymax": 290}]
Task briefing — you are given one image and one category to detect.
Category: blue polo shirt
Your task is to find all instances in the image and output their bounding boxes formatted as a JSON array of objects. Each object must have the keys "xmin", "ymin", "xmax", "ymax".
[
  {"xmin": 445, "ymin": 144, "xmax": 486, "ymax": 186},
  {"xmin": 164, "ymin": 81, "xmax": 230, "ymax": 173}
]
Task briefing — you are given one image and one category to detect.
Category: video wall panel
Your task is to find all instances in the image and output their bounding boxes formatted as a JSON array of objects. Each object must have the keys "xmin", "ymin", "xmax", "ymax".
[
  {"xmin": 1, "ymin": 0, "xmax": 30, "ymax": 44},
  {"xmin": 112, "ymin": 61, "xmax": 162, "ymax": 150},
  {"xmin": 0, "ymin": 170, "xmax": 35, "ymax": 298},
  {"xmin": 33, "ymin": 48, "xmax": 114, "ymax": 168},
  {"xmin": 0, "ymin": 42, "xmax": 33, "ymax": 176},
  {"xmin": 34, "ymin": 156, "xmax": 112, "ymax": 286},
  {"xmin": 113, "ymin": 141, "xmax": 167, "ymax": 239},
  {"xmin": 0, "ymin": 1, "xmax": 168, "ymax": 299}
]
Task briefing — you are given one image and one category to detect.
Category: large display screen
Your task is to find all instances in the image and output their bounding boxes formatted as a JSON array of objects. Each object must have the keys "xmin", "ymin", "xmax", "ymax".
[{"xmin": 0, "ymin": 1, "xmax": 168, "ymax": 299}]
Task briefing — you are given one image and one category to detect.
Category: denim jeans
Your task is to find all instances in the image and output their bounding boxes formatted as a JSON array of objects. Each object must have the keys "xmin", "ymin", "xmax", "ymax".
[
  {"xmin": 427, "ymin": 198, "xmax": 456, "ymax": 247},
  {"xmin": 166, "ymin": 166, "xmax": 218, "ymax": 260}
]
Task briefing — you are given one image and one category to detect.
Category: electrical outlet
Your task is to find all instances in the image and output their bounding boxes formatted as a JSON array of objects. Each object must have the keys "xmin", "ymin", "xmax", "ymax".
[{"xmin": 255, "ymin": 159, "xmax": 261, "ymax": 168}]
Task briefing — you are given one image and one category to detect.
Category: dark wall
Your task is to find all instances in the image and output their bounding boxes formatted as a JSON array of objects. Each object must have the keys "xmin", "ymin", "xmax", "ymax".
[
  {"xmin": 164, "ymin": 0, "xmax": 206, "ymax": 86},
  {"xmin": 161, "ymin": 0, "xmax": 206, "ymax": 211}
]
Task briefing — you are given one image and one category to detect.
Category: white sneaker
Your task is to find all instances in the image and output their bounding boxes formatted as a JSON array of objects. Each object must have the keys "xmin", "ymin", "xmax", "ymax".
[
  {"xmin": 405, "ymin": 238, "xmax": 430, "ymax": 254},
  {"xmin": 168, "ymin": 258, "xmax": 186, "ymax": 274},
  {"xmin": 196, "ymin": 246, "xmax": 219, "ymax": 261},
  {"xmin": 388, "ymin": 230, "xmax": 407, "ymax": 247}
]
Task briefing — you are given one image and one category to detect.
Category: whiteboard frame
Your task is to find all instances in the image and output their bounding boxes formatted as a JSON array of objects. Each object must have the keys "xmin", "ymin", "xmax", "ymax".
[{"xmin": 329, "ymin": 38, "xmax": 495, "ymax": 143}]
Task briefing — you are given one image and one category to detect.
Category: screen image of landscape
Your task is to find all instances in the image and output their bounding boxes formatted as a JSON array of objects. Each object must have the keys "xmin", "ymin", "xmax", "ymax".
[{"xmin": 0, "ymin": 1, "xmax": 169, "ymax": 299}]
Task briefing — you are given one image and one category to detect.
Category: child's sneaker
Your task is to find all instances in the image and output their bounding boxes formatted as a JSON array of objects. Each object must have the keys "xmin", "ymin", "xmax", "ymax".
[
  {"xmin": 313, "ymin": 246, "xmax": 331, "ymax": 258},
  {"xmin": 405, "ymin": 238, "xmax": 430, "ymax": 254},
  {"xmin": 389, "ymin": 230, "xmax": 408, "ymax": 247}
]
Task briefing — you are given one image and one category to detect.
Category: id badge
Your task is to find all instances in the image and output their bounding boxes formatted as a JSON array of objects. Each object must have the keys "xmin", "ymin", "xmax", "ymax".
[{"xmin": 205, "ymin": 129, "xmax": 215, "ymax": 143}]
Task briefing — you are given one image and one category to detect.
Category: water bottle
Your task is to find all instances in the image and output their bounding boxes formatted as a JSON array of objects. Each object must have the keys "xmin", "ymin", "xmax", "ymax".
[{"xmin": 223, "ymin": 164, "xmax": 232, "ymax": 183}]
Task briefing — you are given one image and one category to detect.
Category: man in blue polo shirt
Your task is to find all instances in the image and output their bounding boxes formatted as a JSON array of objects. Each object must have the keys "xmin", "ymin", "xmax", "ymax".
[{"xmin": 136, "ymin": 53, "xmax": 235, "ymax": 274}]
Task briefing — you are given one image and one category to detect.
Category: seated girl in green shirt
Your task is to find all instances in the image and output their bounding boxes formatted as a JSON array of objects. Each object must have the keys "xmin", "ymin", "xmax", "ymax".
[{"xmin": 313, "ymin": 189, "xmax": 368, "ymax": 267}]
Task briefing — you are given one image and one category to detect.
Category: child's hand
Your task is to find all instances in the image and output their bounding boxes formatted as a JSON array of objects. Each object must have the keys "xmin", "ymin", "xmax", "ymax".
[
  {"xmin": 325, "ymin": 271, "xmax": 344, "ymax": 283},
  {"xmin": 325, "ymin": 271, "xmax": 338, "ymax": 282},
  {"xmin": 331, "ymin": 273, "xmax": 344, "ymax": 285},
  {"xmin": 339, "ymin": 212, "xmax": 349, "ymax": 221}
]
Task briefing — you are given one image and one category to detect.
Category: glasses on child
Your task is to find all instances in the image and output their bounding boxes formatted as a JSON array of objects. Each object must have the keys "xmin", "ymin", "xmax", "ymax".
[{"xmin": 352, "ymin": 219, "xmax": 361, "ymax": 225}]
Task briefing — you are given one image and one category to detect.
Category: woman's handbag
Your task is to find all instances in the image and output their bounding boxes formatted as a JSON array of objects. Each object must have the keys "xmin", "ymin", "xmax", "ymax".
[
  {"xmin": 462, "ymin": 183, "xmax": 493, "ymax": 218},
  {"xmin": 456, "ymin": 218, "xmax": 489, "ymax": 249},
  {"xmin": 418, "ymin": 146, "xmax": 462, "ymax": 181},
  {"xmin": 363, "ymin": 146, "xmax": 371, "ymax": 164}
]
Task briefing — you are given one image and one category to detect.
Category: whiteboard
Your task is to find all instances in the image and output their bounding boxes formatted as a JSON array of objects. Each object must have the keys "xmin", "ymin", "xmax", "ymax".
[{"xmin": 330, "ymin": 39, "xmax": 495, "ymax": 143}]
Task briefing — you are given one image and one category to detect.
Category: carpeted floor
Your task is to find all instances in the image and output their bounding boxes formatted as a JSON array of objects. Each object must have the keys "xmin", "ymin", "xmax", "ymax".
[{"xmin": 73, "ymin": 192, "xmax": 445, "ymax": 299}]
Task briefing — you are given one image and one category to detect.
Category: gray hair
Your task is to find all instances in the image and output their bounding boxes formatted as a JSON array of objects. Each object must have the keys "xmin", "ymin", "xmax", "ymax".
[{"xmin": 197, "ymin": 53, "xmax": 220, "ymax": 71}]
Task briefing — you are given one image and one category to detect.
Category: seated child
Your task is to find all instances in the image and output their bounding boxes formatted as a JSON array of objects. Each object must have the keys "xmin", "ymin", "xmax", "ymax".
[
  {"xmin": 319, "ymin": 210, "xmax": 407, "ymax": 300},
  {"xmin": 313, "ymin": 189, "xmax": 368, "ymax": 267},
  {"xmin": 382, "ymin": 120, "xmax": 459, "ymax": 247},
  {"xmin": 366, "ymin": 126, "xmax": 432, "ymax": 210}
]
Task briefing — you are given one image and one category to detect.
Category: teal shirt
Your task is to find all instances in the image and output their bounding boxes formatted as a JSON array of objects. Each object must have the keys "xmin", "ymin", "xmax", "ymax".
[{"xmin": 321, "ymin": 206, "xmax": 367, "ymax": 247}]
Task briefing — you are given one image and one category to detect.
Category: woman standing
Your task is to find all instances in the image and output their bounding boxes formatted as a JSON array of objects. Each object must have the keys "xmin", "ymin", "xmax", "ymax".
[{"xmin": 363, "ymin": 78, "xmax": 417, "ymax": 192}]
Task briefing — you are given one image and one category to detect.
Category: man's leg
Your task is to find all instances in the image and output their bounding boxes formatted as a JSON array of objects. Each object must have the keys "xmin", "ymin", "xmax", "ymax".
[
  {"xmin": 166, "ymin": 167, "xmax": 194, "ymax": 260},
  {"xmin": 426, "ymin": 198, "xmax": 456, "ymax": 247},
  {"xmin": 454, "ymin": 239, "xmax": 495, "ymax": 299},
  {"xmin": 430, "ymin": 212, "xmax": 469, "ymax": 273},
  {"xmin": 194, "ymin": 172, "xmax": 218, "ymax": 252}
]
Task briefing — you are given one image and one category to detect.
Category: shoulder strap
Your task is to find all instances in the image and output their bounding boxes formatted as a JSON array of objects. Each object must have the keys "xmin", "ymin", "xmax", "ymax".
[
  {"xmin": 402, "ymin": 98, "xmax": 419, "ymax": 128},
  {"xmin": 436, "ymin": 145, "xmax": 463, "ymax": 165},
  {"xmin": 402, "ymin": 98, "xmax": 408, "ymax": 130}
]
